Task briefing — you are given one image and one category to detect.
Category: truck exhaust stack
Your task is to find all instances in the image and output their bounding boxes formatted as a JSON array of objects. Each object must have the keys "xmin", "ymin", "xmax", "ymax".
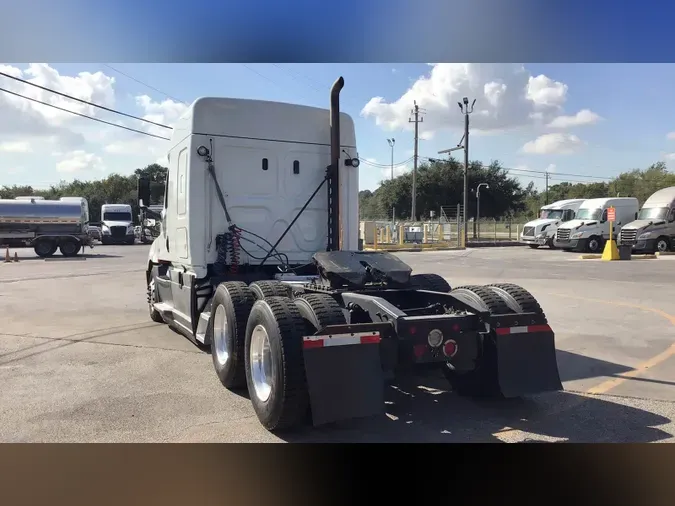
[{"xmin": 327, "ymin": 77, "xmax": 344, "ymax": 252}]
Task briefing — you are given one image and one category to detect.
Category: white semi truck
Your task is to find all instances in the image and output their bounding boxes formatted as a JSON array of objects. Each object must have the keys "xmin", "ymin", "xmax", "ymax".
[
  {"xmin": 100, "ymin": 203, "xmax": 136, "ymax": 245},
  {"xmin": 619, "ymin": 186, "xmax": 675, "ymax": 253},
  {"xmin": 0, "ymin": 197, "xmax": 93, "ymax": 257},
  {"xmin": 137, "ymin": 77, "xmax": 562, "ymax": 432},
  {"xmin": 520, "ymin": 199, "xmax": 585, "ymax": 249},
  {"xmin": 553, "ymin": 197, "xmax": 639, "ymax": 253}
]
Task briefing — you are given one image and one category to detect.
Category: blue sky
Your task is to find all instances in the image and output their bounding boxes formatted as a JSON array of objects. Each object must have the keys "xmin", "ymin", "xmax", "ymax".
[{"xmin": 1, "ymin": 63, "xmax": 675, "ymax": 192}]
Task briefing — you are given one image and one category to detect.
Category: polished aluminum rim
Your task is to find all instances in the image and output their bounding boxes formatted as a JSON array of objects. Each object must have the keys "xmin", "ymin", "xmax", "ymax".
[
  {"xmin": 657, "ymin": 239, "xmax": 668, "ymax": 252},
  {"xmin": 250, "ymin": 324, "xmax": 273, "ymax": 402},
  {"xmin": 213, "ymin": 304, "xmax": 229, "ymax": 366}
]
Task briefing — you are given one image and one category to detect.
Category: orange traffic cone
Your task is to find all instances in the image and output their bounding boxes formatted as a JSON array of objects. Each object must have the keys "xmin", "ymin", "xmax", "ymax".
[
  {"xmin": 3, "ymin": 247, "xmax": 10, "ymax": 263},
  {"xmin": 13, "ymin": 252, "xmax": 19, "ymax": 262}
]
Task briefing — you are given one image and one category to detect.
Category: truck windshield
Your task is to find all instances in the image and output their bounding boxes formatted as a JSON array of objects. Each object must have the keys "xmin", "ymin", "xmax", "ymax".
[
  {"xmin": 637, "ymin": 207, "xmax": 669, "ymax": 220},
  {"xmin": 576, "ymin": 208, "xmax": 602, "ymax": 220},
  {"xmin": 540, "ymin": 209, "xmax": 565, "ymax": 219},
  {"xmin": 103, "ymin": 212, "xmax": 132, "ymax": 222}
]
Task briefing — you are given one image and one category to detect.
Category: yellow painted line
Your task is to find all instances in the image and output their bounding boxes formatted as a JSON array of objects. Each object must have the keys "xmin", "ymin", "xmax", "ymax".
[{"xmin": 547, "ymin": 292, "xmax": 675, "ymax": 395}]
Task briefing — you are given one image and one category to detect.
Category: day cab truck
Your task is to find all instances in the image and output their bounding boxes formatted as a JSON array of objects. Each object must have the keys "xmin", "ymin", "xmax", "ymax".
[
  {"xmin": 520, "ymin": 199, "xmax": 585, "ymax": 249},
  {"xmin": 137, "ymin": 77, "xmax": 563, "ymax": 433},
  {"xmin": 553, "ymin": 197, "xmax": 639, "ymax": 253},
  {"xmin": 100, "ymin": 203, "xmax": 136, "ymax": 245},
  {"xmin": 619, "ymin": 186, "xmax": 675, "ymax": 253}
]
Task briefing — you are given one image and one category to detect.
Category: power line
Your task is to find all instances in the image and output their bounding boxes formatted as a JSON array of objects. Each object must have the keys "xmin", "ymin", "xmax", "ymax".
[
  {"xmin": 0, "ymin": 86, "xmax": 171, "ymax": 141},
  {"xmin": 101, "ymin": 64, "xmax": 189, "ymax": 105},
  {"xmin": 361, "ymin": 156, "xmax": 414, "ymax": 168},
  {"xmin": 0, "ymin": 71, "xmax": 172, "ymax": 130}
]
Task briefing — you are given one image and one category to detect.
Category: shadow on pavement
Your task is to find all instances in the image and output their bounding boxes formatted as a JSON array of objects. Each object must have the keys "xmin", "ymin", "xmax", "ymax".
[
  {"xmin": 6, "ymin": 253, "xmax": 123, "ymax": 262},
  {"xmin": 556, "ymin": 349, "xmax": 634, "ymax": 382},
  {"xmin": 282, "ymin": 371, "xmax": 672, "ymax": 443}
]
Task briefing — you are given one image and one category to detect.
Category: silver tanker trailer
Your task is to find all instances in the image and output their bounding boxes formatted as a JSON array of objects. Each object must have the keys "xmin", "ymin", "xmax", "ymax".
[{"xmin": 0, "ymin": 197, "xmax": 93, "ymax": 258}]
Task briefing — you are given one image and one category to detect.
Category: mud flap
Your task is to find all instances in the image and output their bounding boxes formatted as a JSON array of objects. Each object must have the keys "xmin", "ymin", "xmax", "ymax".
[
  {"xmin": 302, "ymin": 331, "xmax": 385, "ymax": 426},
  {"xmin": 494, "ymin": 324, "xmax": 563, "ymax": 397}
]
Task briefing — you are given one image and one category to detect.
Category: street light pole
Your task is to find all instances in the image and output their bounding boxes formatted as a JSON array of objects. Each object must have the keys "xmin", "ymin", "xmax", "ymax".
[
  {"xmin": 475, "ymin": 182, "xmax": 489, "ymax": 239},
  {"xmin": 387, "ymin": 138, "xmax": 395, "ymax": 181},
  {"xmin": 458, "ymin": 97, "xmax": 476, "ymax": 243}
]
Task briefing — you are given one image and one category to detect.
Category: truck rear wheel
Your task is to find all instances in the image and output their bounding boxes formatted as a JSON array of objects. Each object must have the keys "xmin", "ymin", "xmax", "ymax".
[
  {"xmin": 245, "ymin": 296, "xmax": 310, "ymax": 431},
  {"xmin": 209, "ymin": 281, "xmax": 255, "ymax": 390},
  {"xmin": 249, "ymin": 280, "xmax": 290, "ymax": 300},
  {"xmin": 294, "ymin": 293, "xmax": 346, "ymax": 332},
  {"xmin": 34, "ymin": 239, "xmax": 57, "ymax": 258},
  {"xmin": 486, "ymin": 283, "xmax": 547, "ymax": 323},
  {"xmin": 59, "ymin": 239, "xmax": 80, "ymax": 257},
  {"xmin": 441, "ymin": 286, "xmax": 512, "ymax": 397},
  {"xmin": 409, "ymin": 273, "xmax": 452, "ymax": 292}
]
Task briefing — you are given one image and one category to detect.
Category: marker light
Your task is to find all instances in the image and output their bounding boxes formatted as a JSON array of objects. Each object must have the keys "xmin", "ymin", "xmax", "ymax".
[
  {"xmin": 428, "ymin": 329, "xmax": 444, "ymax": 347},
  {"xmin": 443, "ymin": 340, "xmax": 458, "ymax": 358},
  {"xmin": 197, "ymin": 146, "xmax": 209, "ymax": 157}
]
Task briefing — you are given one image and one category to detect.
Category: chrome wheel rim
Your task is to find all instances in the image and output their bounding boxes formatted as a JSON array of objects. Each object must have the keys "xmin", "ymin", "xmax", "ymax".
[
  {"xmin": 657, "ymin": 240, "xmax": 668, "ymax": 252},
  {"xmin": 213, "ymin": 304, "xmax": 229, "ymax": 367},
  {"xmin": 589, "ymin": 239, "xmax": 599, "ymax": 251},
  {"xmin": 250, "ymin": 324, "xmax": 273, "ymax": 402}
]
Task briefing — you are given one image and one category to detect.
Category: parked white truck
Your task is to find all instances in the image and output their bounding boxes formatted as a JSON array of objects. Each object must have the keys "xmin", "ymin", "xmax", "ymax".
[
  {"xmin": 553, "ymin": 197, "xmax": 639, "ymax": 253},
  {"xmin": 0, "ymin": 197, "xmax": 92, "ymax": 257},
  {"xmin": 136, "ymin": 77, "xmax": 562, "ymax": 433},
  {"xmin": 520, "ymin": 199, "xmax": 585, "ymax": 249},
  {"xmin": 619, "ymin": 186, "xmax": 675, "ymax": 253},
  {"xmin": 100, "ymin": 203, "xmax": 135, "ymax": 245}
]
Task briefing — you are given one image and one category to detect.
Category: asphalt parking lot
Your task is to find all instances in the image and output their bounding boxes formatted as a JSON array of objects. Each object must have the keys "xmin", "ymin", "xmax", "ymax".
[{"xmin": 1, "ymin": 244, "xmax": 674, "ymax": 443}]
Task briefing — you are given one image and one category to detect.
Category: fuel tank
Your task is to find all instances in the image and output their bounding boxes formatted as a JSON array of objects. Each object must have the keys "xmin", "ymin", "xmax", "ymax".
[{"xmin": 0, "ymin": 198, "xmax": 87, "ymax": 231}]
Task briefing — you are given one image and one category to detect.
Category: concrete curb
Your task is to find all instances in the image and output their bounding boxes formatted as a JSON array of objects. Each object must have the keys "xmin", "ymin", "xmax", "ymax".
[
  {"xmin": 466, "ymin": 241, "xmax": 525, "ymax": 248},
  {"xmin": 363, "ymin": 247, "xmax": 464, "ymax": 253},
  {"xmin": 578, "ymin": 253, "xmax": 658, "ymax": 260}
]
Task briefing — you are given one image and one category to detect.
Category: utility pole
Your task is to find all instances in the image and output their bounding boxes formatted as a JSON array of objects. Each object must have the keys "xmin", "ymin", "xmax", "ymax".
[
  {"xmin": 458, "ymin": 97, "xmax": 476, "ymax": 242},
  {"xmin": 545, "ymin": 171, "xmax": 549, "ymax": 205},
  {"xmin": 409, "ymin": 101, "xmax": 424, "ymax": 221},
  {"xmin": 387, "ymin": 138, "xmax": 395, "ymax": 181}
]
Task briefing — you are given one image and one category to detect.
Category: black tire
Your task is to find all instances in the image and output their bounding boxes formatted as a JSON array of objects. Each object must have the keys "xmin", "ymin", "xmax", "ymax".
[
  {"xmin": 451, "ymin": 285, "xmax": 512, "ymax": 315},
  {"xmin": 409, "ymin": 273, "xmax": 452, "ymax": 292},
  {"xmin": 127, "ymin": 237, "xmax": 136, "ymax": 245},
  {"xmin": 546, "ymin": 238, "xmax": 557, "ymax": 249},
  {"xmin": 245, "ymin": 297, "xmax": 310, "ymax": 431},
  {"xmin": 209, "ymin": 281, "xmax": 256, "ymax": 390},
  {"xmin": 587, "ymin": 236, "xmax": 602, "ymax": 253},
  {"xmin": 655, "ymin": 236, "xmax": 670, "ymax": 253},
  {"xmin": 528, "ymin": 244, "xmax": 539, "ymax": 249},
  {"xmin": 249, "ymin": 280, "xmax": 289, "ymax": 300},
  {"xmin": 485, "ymin": 283, "xmax": 547, "ymax": 322},
  {"xmin": 34, "ymin": 240, "xmax": 57, "ymax": 258},
  {"xmin": 59, "ymin": 239, "xmax": 80, "ymax": 257},
  {"xmin": 147, "ymin": 277, "xmax": 165, "ymax": 324},
  {"xmin": 294, "ymin": 293, "xmax": 347, "ymax": 332},
  {"xmin": 442, "ymin": 285, "xmax": 513, "ymax": 397}
]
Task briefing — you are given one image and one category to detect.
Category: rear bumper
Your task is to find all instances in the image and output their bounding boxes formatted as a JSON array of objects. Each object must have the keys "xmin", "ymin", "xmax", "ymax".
[{"xmin": 102, "ymin": 233, "xmax": 135, "ymax": 243}]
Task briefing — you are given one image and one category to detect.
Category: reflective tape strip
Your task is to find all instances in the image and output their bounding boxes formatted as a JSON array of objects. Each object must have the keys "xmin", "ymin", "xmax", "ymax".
[
  {"xmin": 495, "ymin": 324, "xmax": 551, "ymax": 335},
  {"xmin": 303, "ymin": 332, "xmax": 381, "ymax": 349}
]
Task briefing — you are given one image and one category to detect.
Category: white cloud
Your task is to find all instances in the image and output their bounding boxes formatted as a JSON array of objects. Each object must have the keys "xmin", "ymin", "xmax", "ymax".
[
  {"xmin": 103, "ymin": 94, "xmax": 187, "ymax": 163},
  {"xmin": 0, "ymin": 140, "xmax": 32, "ymax": 153},
  {"xmin": 663, "ymin": 153, "xmax": 675, "ymax": 161},
  {"xmin": 547, "ymin": 109, "xmax": 601, "ymax": 128},
  {"xmin": 55, "ymin": 150, "xmax": 105, "ymax": 173},
  {"xmin": 546, "ymin": 163, "xmax": 557, "ymax": 173},
  {"xmin": 0, "ymin": 63, "xmax": 116, "ymax": 149},
  {"xmin": 521, "ymin": 133, "xmax": 584, "ymax": 155},
  {"xmin": 666, "ymin": 132, "xmax": 675, "ymax": 140},
  {"xmin": 360, "ymin": 64, "xmax": 572, "ymax": 138}
]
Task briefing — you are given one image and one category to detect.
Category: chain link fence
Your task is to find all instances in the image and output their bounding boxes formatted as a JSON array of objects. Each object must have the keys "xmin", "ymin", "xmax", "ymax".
[{"xmin": 360, "ymin": 204, "xmax": 528, "ymax": 249}]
